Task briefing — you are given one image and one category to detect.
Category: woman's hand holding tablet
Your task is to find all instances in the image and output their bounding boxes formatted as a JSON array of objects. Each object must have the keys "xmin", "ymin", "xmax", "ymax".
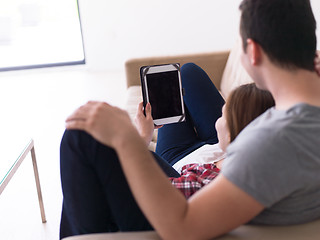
[{"xmin": 135, "ymin": 102, "xmax": 163, "ymax": 145}]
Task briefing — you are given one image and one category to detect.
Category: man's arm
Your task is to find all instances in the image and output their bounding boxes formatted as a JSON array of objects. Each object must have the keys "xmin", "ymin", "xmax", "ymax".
[
  {"xmin": 66, "ymin": 101, "xmax": 264, "ymax": 240},
  {"xmin": 116, "ymin": 136, "xmax": 264, "ymax": 240}
]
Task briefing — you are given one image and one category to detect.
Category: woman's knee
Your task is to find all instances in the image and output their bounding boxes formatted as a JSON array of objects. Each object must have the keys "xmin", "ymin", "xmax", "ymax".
[
  {"xmin": 181, "ymin": 63, "xmax": 202, "ymax": 76},
  {"xmin": 181, "ymin": 63, "xmax": 213, "ymax": 87}
]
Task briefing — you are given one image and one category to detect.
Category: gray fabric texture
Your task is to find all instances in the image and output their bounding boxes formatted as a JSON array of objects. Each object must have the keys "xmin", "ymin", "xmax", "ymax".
[{"xmin": 222, "ymin": 103, "xmax": 320, "ymax": 225}]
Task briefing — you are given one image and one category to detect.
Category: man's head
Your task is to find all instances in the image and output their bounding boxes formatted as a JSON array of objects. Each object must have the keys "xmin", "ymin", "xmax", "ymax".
[{"xmin": 239, "ymin": 0, "xmax": 317, "ymax": 71}]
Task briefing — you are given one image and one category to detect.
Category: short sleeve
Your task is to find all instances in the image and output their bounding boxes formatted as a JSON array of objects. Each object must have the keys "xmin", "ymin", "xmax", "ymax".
[{"xmin": 221, "ymin": 127, "xmax": 300, "ymax": 207}]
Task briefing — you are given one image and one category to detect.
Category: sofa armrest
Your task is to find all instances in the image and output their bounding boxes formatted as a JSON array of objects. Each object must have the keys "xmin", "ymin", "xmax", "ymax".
[
  {"xmin": 62, "ymin": 219, "xmax": 320, "ymax": 240},
  {"xmin": 125, "ymin": 51, "xmax": 230, "ymax": 90}
]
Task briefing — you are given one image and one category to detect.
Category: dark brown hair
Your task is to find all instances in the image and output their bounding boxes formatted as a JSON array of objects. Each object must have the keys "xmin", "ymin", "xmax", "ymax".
[
  {"xmin": 225, "ymin": 83, "xmax": 275, "ymax": 142},
  {"xmin": 239, "ymin": 0, "xmax": 317, "ymax": 71}
]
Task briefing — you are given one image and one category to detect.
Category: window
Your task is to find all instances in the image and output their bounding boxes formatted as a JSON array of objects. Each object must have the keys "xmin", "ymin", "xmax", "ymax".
[{"xmin": 0, "ymin": 0, "xmax": 85, "ymax": 71}]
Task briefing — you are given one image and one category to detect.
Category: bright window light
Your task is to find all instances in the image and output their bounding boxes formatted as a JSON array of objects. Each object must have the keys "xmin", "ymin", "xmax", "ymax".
[{"xmin": 0, "ymin": 0, "xmax": 85, "ymax": 71}]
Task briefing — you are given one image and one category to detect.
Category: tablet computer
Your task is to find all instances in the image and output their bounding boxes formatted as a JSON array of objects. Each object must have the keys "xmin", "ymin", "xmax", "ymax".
[{"xmin": 140, "ymin": 63, "xmax": 185, "ymax": 126}]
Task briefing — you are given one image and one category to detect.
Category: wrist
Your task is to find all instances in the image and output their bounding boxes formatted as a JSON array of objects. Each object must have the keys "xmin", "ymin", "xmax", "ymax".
[
  {"xmin": 141, "ymin": 132, "xmax": 153, "ymax": 146},
  {"xmin": 112, "ymin": 127, "xmax": 145, "ymax": 151}
]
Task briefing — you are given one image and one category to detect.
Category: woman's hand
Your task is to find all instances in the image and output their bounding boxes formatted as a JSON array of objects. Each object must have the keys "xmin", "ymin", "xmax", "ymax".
[
  {"xmin": 65, "ymin": 101, "xmax": 139, "ymax": 148},
  {"xmin": 315, "ymin": 50, "xmax": 320, "ymax": 76},
  {"xmin": 135, "ymin": 102, "xmax": 162, "ymax": 145}
]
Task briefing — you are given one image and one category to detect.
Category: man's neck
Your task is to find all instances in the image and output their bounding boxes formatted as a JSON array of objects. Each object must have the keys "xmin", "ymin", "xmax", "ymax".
[{"xmin": 262, "ymin": 66, "xmax": 320, "ymax": 110}]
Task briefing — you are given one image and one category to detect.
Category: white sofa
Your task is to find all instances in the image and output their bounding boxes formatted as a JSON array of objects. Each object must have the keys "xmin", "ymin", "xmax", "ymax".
[{"xmin": 62, "ymin": 41, "xmax": 320, "ymax": 240}]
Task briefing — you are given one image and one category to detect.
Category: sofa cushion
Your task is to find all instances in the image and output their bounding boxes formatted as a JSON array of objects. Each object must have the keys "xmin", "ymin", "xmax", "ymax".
[{"xmin": 220, "ymin": 39, "xmax": 253, "ymax": 99}]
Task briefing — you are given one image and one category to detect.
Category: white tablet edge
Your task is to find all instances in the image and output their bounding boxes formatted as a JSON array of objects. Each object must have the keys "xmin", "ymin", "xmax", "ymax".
[{"xmin": 143, "ymin": 64, "xmax": 185, "ymax": 125}]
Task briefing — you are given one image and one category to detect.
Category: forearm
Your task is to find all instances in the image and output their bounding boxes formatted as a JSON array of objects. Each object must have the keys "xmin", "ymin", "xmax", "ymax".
[
  {"xmin": 113, "ymin": 130, "xmax": 258, "ymax": 240},
  {"xmin": 65, "ymin": 101, "xmax": 263, "ymax": 239},
  {"xmin": 140, "ymin": 132, "xmax": 153, "ymax": 146},
  {"xmin": 114, "ymin": 131, "xmax": 191, "ymax": 239}
]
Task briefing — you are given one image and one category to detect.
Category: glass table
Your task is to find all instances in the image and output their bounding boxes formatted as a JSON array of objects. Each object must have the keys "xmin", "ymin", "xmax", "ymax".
[{"xmin": 0, "ymin": 137, "xmax": 46, "ymax": 223}]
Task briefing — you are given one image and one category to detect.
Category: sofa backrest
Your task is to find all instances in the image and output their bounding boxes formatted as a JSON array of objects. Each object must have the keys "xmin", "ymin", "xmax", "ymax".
[
  {"xmin": 220, "ymin": 39, "xmax": 253, "ymax": 98},
  {"xmin": 125, "ymin": 39, "xmax": 254, "ymax": 99},
  {"xmin": 125, "ymin": 51, "xmax": 230, "ymax": 90}
]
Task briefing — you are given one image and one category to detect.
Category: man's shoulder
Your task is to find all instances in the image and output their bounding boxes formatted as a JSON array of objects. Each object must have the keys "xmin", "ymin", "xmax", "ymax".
[
  {"xmin": 228, "ymin": 103, "xmax": 320, "ymax": 158},
  {"xmin": 233, "ymin": 108, "xmax": 287, "ymax": 145},
  {"xmin": 241, "ymin": 103, "xmax": 320, "ymax": 136}
]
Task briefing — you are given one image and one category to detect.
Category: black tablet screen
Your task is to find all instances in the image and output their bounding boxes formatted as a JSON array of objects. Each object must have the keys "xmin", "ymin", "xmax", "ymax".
[{"xmin": 146, "ymin": 70, "xmax": 183, "ymax": 119}]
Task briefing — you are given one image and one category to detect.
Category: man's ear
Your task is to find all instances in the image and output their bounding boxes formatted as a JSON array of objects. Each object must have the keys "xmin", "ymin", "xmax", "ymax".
[{"xmin": 246, "ymin": 39, "xmax": 262, "ymax": 66}]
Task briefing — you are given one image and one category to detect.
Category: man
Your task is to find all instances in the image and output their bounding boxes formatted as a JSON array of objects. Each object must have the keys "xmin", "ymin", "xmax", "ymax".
[{"xmin": 61, "ymin": 0, "xmax": 320, "ymax": 239}]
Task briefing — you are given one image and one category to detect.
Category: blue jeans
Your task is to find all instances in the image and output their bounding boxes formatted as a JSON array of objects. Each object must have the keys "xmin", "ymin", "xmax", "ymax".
[
  {"xmin": 156, "ymin": 63, "xmax": 225, "ymax": 165},
  {"xmin": 59, "ymin": 63, "xmax": 224, "ymax": 239}
]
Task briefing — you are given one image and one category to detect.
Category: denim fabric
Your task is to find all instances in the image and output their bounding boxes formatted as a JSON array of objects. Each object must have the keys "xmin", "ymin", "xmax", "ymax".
[
  {"xmin": 60, "ymin": 130, "xmax": 179, "ymax": 239},
  {"xmin": 156, "ymin": 63, "xmax": 225, "ymax": 165}
]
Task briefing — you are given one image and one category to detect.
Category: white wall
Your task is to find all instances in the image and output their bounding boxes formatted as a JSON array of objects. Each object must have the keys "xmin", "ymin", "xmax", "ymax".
[
  {"xmin": 79, "ymin": 0, "xmax": 320, "ymax": 72},
  {"xmin": 79, "ymin": 0, "xmax": 242, "ymax": 71},
  {"xmin": 311, "ymin": 0, "xmax": 320, "ymax": 51}
]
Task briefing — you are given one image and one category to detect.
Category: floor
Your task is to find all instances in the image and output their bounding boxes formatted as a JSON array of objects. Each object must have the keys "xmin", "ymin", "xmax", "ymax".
[{"xmin": 0, "ymin": 66, "xmax": 127, "ymax": 240}]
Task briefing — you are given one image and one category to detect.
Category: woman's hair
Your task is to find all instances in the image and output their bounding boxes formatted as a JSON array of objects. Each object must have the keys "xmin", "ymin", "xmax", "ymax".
[{"xmin": 225, "ymin": 83, "xmax": 275, "ymax": 142}]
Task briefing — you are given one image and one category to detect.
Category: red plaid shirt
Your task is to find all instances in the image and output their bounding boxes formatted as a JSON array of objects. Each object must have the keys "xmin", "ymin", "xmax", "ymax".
[{"xmin": 169, "ymin": 163, "xmax": 220, "ymax": 199}]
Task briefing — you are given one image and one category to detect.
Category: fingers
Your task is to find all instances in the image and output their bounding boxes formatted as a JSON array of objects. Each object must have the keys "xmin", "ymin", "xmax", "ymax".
[
  {"xmin": 65, "ymin": 101, "xmax": 110, "ymax": 128},
  {"xmin": 136, "ymin": 102, "xmax": 145, "ymax": 121},
  {"xmin": 136, "ymin": 102, "xmax": 152, "ymax": 117},
  {"xmin": 137, "ymin": 102, "xmax": 144, "ymax": 111},
  {"xmin": 154, "ymin": 125, "xmax": 163, "ymax": 129},
  {"xmin": 66, "ymin": 106, "xmax": 88, "ymax": 122},
  {"xmin": 65, "ymin": 102, "xmax": 94, "ymax": 130},
  {"xmin": 65, "ymin": 119, "xmax": 87, "ymax": 130},
  {"xmin": 145, "ymin": 102, "xmax": 152, "ymax": 117}
]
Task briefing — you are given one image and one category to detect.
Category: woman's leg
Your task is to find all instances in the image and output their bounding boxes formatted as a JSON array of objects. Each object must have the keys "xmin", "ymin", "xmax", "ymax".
[
  {"xmin": 155, "ymin": 110, "xmax": 203, "ymax": 165},
  {"xmin": 60, "ymin": 130, "xmax": 179, "ymax": 239},
  {"xmin": 181, "ymin": 63, "xmax": 225, "ymax": 142},
  {"xmin": 156, "ymin": 63, "xmax": 225, "ymax": 165}
]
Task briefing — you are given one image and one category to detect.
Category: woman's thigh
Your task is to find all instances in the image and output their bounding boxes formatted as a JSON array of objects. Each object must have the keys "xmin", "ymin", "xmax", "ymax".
[
  {"xmin": 181, "ymin": 63, "xmax": 225, "ymax": 142},
  {"xmin": 156, "ymin": 109, "xmax": 200, "ymax": 165},
  {"xmin": 156, "ymin": 63, "xmax": 225, "ymax": 164}
]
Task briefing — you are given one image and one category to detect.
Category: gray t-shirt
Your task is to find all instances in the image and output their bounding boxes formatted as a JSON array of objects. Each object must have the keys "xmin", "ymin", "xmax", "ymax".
[{"xmin": 222, "ymin": 103, "xmax": 320, "ymax": 225}]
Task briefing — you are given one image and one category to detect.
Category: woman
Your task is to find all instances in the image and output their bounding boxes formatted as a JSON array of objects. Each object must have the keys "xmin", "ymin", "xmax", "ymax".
[
  {"xmin": 136, "ymin": 78, "xmax": 275, "ymax": 199},
  {"xmin": 59, "ymin": 64, "xmax": 274, "ymax": 238}
]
